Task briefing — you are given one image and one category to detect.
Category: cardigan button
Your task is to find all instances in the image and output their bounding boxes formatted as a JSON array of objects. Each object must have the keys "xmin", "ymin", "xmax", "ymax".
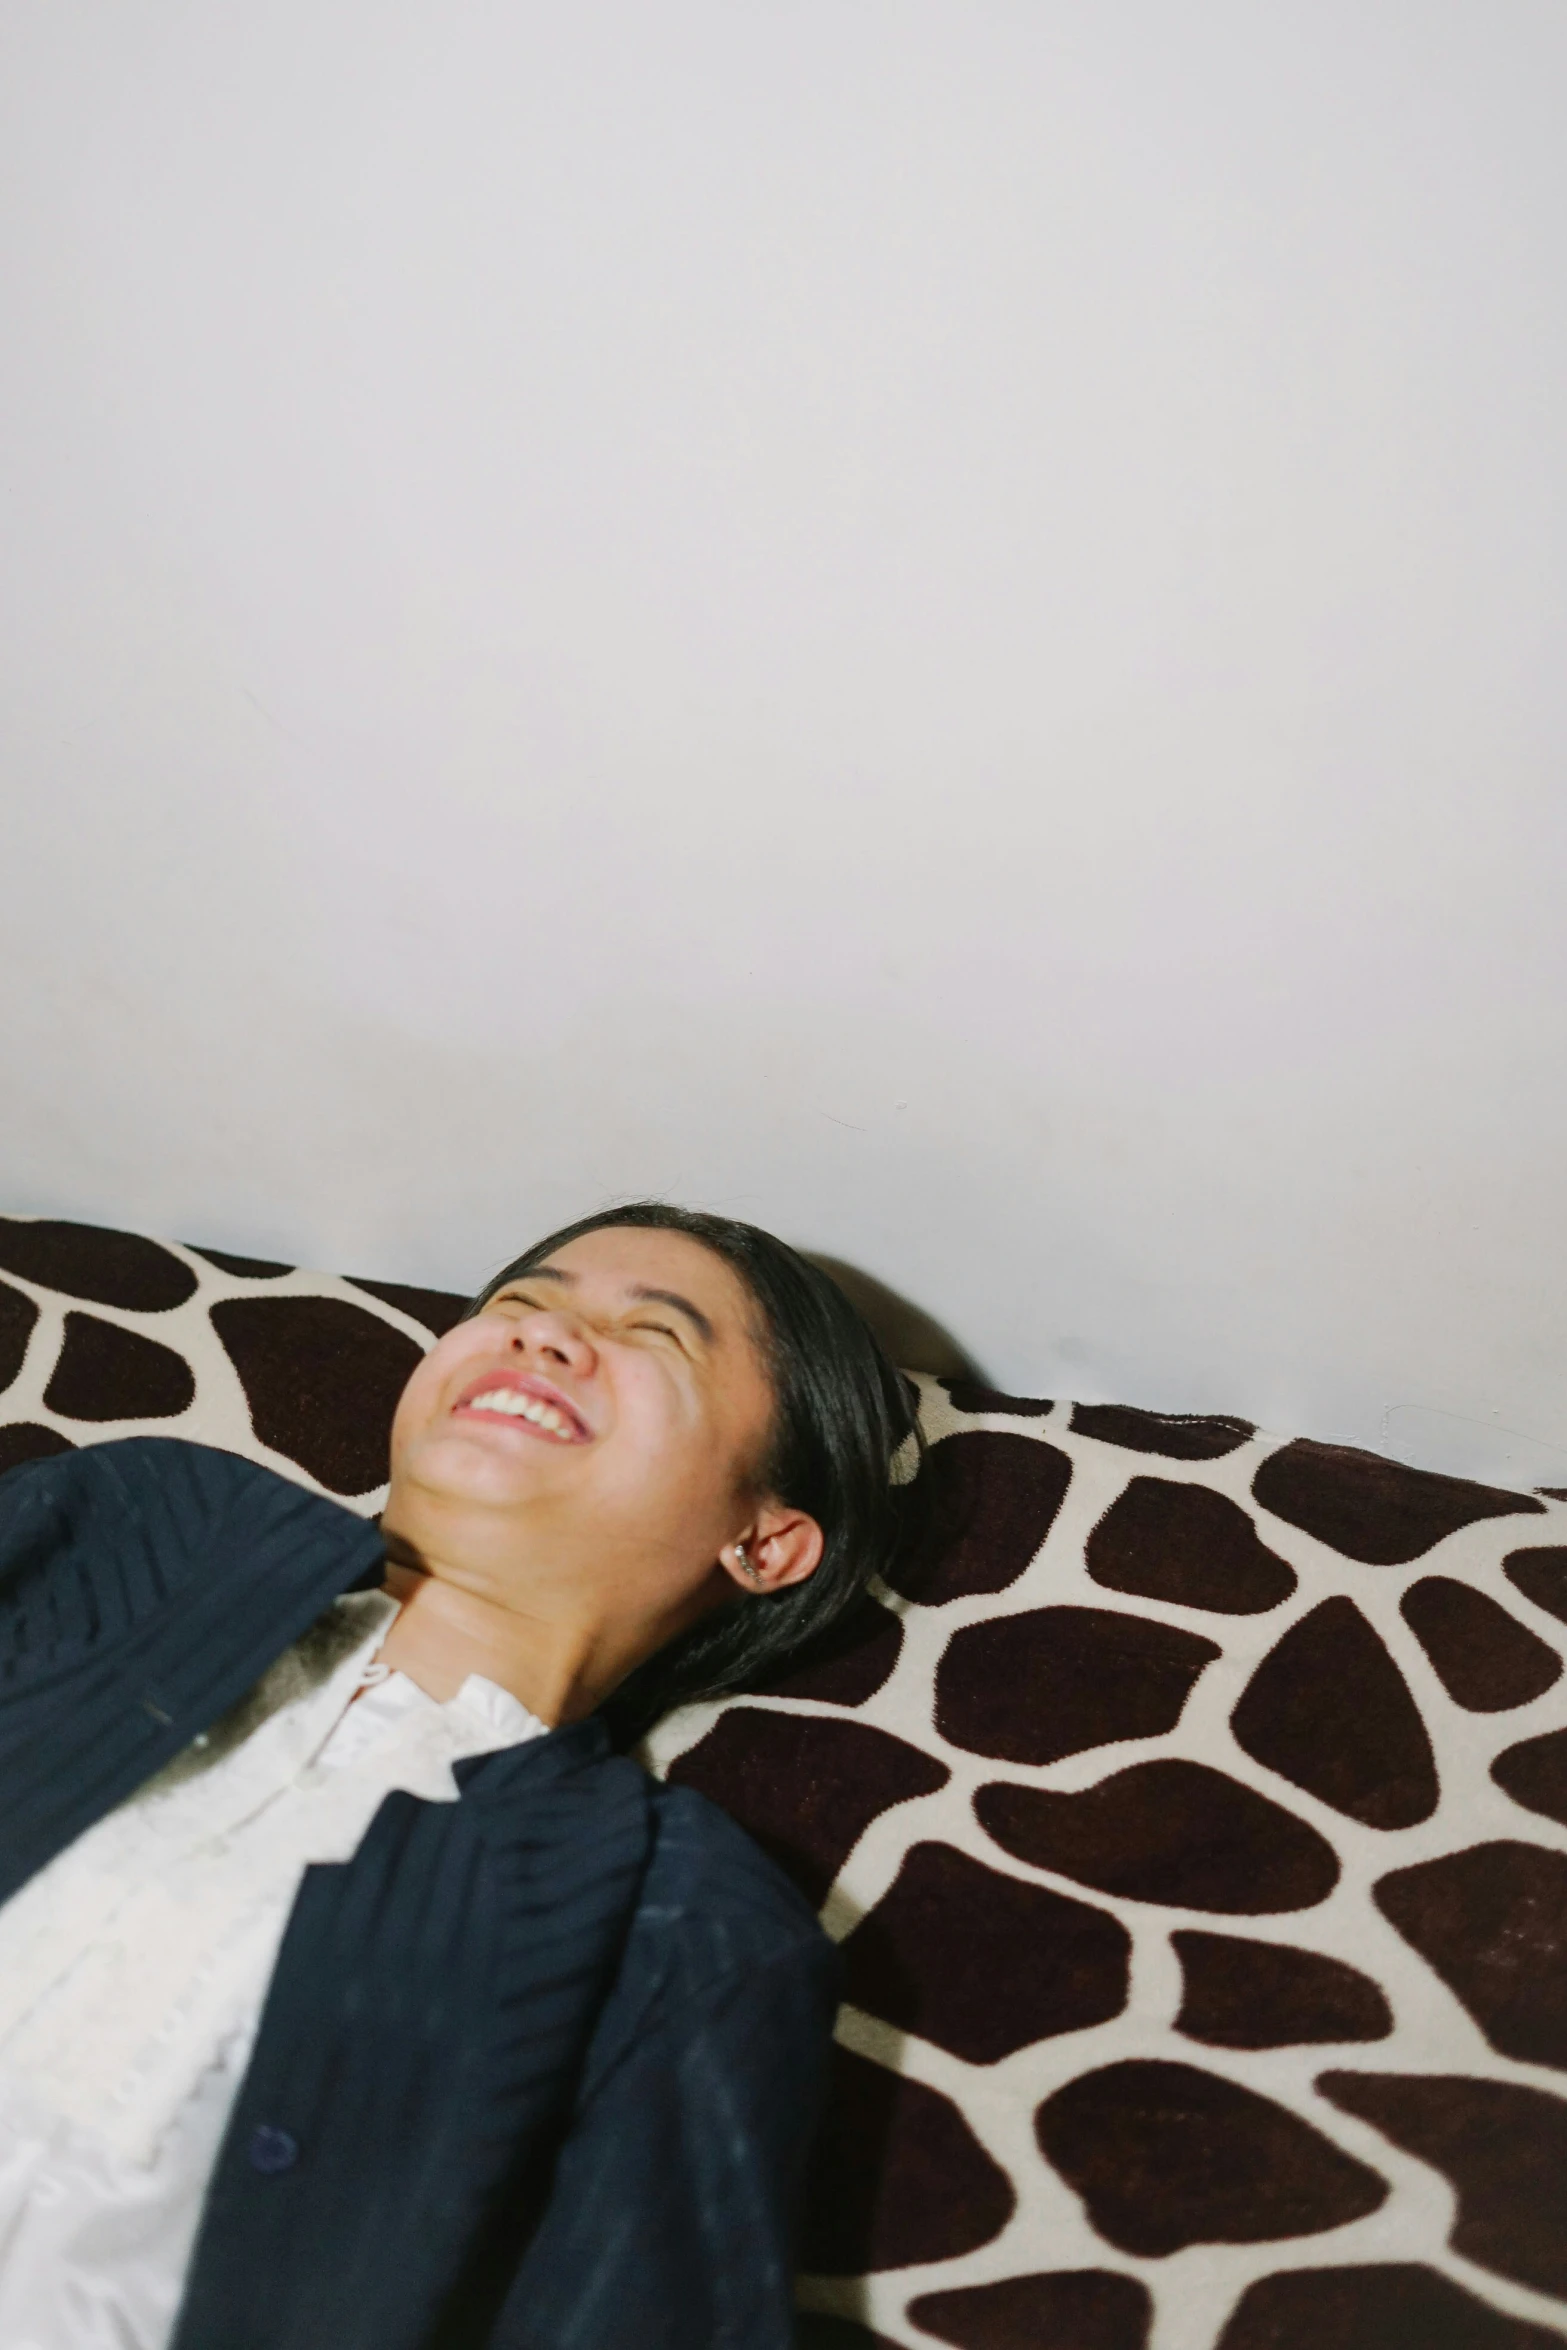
[{"xmin": 247, "ymin": 2124, "xmax": 299, "ymax": 2176}]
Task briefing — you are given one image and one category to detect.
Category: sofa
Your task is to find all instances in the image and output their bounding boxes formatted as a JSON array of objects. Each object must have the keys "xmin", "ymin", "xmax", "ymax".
[{"xmin": 1, "ymin": 1214, "xmax": 1563, "ymax": 2350}]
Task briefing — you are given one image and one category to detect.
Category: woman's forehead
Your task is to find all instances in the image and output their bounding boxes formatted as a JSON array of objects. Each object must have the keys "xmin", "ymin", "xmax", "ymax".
[{"xmin": 529, "ymin": 1226, "xmax": 754, "ymax": 1333}]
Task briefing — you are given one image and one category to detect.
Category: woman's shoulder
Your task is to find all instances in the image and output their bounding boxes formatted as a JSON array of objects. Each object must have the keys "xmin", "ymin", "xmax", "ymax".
[
  {"xmin": 3, "ymin": 1434, "xmax": 319, "ymax": 1515},
  {"xmin": 564, "ymin": 1769, "xmax": 838, "ymax": 2102},
  {"xmin": 640, "ymin": 1771, "xmax": 831, "ymax": 1955},
  {"xmin": 0, "ymin": 1436, "xmax": 383, "ymax": 1602}
]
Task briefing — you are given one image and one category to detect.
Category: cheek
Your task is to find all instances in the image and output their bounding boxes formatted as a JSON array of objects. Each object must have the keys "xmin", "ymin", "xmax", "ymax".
[
  {"xmin": 615, "ymin": 1352, "xmax": 711, "ymax": 1448},
  {"xmin": 390, "ymin": 1329, "xmax": 476, "ymax": 1455},
  {"xmin": 600, "ymin": 1363, "xmax": 726, "ymax": 1510}
]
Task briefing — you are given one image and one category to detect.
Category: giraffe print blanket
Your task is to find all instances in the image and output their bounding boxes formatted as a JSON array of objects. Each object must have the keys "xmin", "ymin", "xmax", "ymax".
[{"xmin": 0, "ymin": 1216, "xmax": 1563, "ymax": 2350}]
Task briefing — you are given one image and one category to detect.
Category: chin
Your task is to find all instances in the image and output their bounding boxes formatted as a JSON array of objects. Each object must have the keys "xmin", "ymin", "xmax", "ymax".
[{"xmin": 401, "ymin": 1423, "xmax": 553, "ymax": 1506}]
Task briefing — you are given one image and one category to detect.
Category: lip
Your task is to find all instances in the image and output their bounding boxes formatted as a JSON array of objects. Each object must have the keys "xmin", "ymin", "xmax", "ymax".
[{"xmin": 450, "ymin": 1367, "xmax": 593, "ymax": 1445}]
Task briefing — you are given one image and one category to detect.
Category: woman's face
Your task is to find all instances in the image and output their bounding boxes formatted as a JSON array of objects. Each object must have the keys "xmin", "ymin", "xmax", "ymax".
[{"xmin": 386, "ymin": 1225, "xmax": 785, "ymax": 1619}]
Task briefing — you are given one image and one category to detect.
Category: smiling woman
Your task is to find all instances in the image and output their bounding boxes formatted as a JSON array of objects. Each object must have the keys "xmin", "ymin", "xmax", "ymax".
[
  {"xmin": 393, "ymin": 1202, "xmax": 920, "ymax": 1742},
  {"xmin": 0, "ymin": 1203, "xmax": 917, "ymax": 2350}
]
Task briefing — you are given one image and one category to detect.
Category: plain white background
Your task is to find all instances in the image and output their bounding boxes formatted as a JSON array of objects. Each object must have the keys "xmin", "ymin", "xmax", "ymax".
[{"xmin": 2, "ymin": 1, "xmax": 1564, "ymax": 1480}]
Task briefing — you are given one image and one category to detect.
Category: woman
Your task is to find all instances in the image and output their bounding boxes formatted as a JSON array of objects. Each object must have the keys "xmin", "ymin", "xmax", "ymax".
[{"xmin": 0, "ymin": 1203, "xmax": 918, "ymax": 2350}]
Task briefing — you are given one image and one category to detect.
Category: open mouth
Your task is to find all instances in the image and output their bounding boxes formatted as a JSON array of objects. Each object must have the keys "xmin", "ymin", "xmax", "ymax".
[{"xmin": 452, "ymin": 1370, "xmax": 591, "ymax": 1445}]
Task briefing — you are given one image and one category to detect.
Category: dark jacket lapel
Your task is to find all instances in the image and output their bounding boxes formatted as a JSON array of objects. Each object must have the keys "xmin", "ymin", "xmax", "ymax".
[{"xmin": 172, "ymin": 1721, "xmax": 655, "ymax": 2350}]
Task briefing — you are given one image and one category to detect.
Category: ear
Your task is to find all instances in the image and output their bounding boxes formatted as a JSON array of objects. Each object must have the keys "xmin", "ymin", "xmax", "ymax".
[{"xmin": 722, "ymin": 1500, "xmax": 824, "ymax": 1595}]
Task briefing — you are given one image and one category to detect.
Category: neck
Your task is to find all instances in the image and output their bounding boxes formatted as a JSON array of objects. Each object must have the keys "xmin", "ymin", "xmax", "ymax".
[
  {"xmin": 373, "ymin": 1505, "xmax": 723, "ymax": 1728},
  {"xmin": 374, "ymin": 1564, "xmax": 616, "ymax": 1726}
]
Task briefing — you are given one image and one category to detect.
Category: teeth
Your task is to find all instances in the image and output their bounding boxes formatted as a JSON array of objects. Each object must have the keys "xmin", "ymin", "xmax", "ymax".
[{"xmin": 467, "ymin": 1389, "xmax": 575, "ymax": 1437}]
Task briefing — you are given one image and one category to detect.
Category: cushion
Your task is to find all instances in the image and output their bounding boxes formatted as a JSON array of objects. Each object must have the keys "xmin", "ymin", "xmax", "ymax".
[{"xmin": 2, "ymin": 1214, "xmax": 1566, "ymax": 2350}]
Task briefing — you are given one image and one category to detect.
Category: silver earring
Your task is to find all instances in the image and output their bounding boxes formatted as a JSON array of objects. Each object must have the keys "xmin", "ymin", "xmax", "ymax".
[{"xmin": 733, "ymin": 1542, "xmax": 764, "ymax": 1589}]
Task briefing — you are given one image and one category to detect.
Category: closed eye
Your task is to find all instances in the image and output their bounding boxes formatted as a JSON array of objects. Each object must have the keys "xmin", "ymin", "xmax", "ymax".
[
  {"xmin": 493, "ymin": 1294, "xmax": 680, "ymax": 1343},
  {"xmin": 488, "ymin": 1288, "xmax": 554, "ymax": 1319}
]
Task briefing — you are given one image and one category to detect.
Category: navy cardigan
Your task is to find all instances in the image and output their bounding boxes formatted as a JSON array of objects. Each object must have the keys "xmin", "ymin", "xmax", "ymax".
[{"xmin": 0, "ymin": 1438, "xmax": 839, "ymax": 2350}]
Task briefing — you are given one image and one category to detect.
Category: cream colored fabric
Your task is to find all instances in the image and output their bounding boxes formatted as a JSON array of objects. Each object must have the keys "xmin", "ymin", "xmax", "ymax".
[{"xmin": 0, "ymin": 1594, "xmax": 545, "ymax": 2350}]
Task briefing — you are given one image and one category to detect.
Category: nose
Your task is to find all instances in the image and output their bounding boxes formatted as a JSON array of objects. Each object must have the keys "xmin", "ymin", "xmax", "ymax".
[{"xmin": 509, "ymin": 1306, "xmax": 596, "ymax": 1377}]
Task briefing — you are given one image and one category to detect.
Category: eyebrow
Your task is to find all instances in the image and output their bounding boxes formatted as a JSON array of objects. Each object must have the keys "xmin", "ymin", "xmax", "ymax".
[
  {"xmin": 629, "ymin": 1284, "xmax": 717, "ymax": 1344},
  {"xmin": 513, "ymin": 1266, "xmax": 717, "ymax": 1347}
]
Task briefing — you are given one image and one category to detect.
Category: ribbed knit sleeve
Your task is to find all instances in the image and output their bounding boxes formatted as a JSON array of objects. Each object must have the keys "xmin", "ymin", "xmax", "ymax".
[{"xmin": 0, "ymin": 1439, "xmax": 385, "ymax": 1903}]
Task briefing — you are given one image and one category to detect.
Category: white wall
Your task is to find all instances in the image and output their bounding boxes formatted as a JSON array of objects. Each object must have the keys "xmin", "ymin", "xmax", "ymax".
[{"xmin": 3, "ymin": 0, "xmax": 1565, "ymax": 1483}]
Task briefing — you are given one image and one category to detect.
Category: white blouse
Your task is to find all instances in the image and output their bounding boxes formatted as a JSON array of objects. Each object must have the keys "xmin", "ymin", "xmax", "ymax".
[{"xmin": 0, "ymin": 1592, "xmax": 547, "ymax": 2350}]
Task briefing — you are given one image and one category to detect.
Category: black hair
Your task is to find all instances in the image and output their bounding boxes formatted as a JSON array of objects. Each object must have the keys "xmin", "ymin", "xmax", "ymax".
[{"xmin": 469, "ymin": 1201, "xmax": 922, "ymax": 1745}]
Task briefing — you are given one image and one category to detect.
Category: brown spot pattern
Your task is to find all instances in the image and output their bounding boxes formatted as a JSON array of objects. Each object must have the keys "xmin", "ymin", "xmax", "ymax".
[
  {"xmin": 344, "ymin": 1275, "xmax": 469, "ymax": 1336},
  {"xmin": 1071, "ymin": 1404, "xmax": 1253, "ymax": 1460},
  {"xmin": 976, "ymin": 1760, "xmax": 1339, "ymax": 1914},
  {"xmin": 44, "ymin": 1312, "xmax": 194, "ymax": 1422},
  {"xmin": 889, "ymin": 1433, "xmax": 1072, "ymax": 1604},
  {"xmin": 1492, "ymin": 1729, "xmax": 1567, "ymax": 1828},
  {"xmin": 1504, "ymin": 1546, "xmax": 1567, "ymax": 1628},
  {"xmin": 801, "ymin": 2047, "xmax": 1013, "ymax": 2275},
  {"xmin": 0, "ymin": 1218, "xmax": 196, "ymax": 1311},
  {"xmin": 0, "ymin": 1425, "xmax": 74, "ymax": 1478},
  {"xmin": 1173, "ymin": 1931, "xmax": 1392, "ymax": 2049},
  {"xmin": 1087, "ymin": 1478, "xmax": 1297, "ymax": 1615},
  {"xmin": 1231, "ymin": 1598, "xmax": 1438, "ymax": 1829},
  {"xmin": 908, "ymin": 2269, "xmax": 1152, "ymax": 2350},
  {"xmin": 209, "ymin": 1296, "xmax": 420, "ymax": 1493},
  {"xmin": 941, "ymin": 1378, "xmax": 1053, "ymax": 1417},
  {"xmin": 1399, "ymin": 1576, "xmax": 1562, "ymax": 1711},
  {"xmin": 0, "ymin": 1282, "xmax": 37, "ymax": 1395},
  {"xmin": 750, "ymin": 1593, "xmax": 903, "ymax": 1707},
  {"xmin": 1036, "ymin": 2060, "xmax": 1386, "ymax": 2257},
  {"xmin": 1375, "ymin": 1842, "xmax": 1567, "ymax": 2070},
  {"xmin": 188, "ymin": 1246, "xmax": 292, "ymax": 1278},
  {"xmin": 668, "ymin": 1710, "xmax": 948, "ymax": 1907},
  {"xmin": 936, "ymin": 1606, "xmax": 1219, "ymax": 1765},
  {"xmin": 840, "ymin": 1842, "xmax": 1129, "ymax": 2064},
  {"xmin": 1318, "ymin": 2071, "xmax": 1567, "ymax": 2299},
  {"xmin": 1252, "ymin": 1439, "xmax": 1543, "ymax": 1564},
  {"xmin": 1219, "ymin": 2263, "xmax": 1564, "ymax": 2350}
]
